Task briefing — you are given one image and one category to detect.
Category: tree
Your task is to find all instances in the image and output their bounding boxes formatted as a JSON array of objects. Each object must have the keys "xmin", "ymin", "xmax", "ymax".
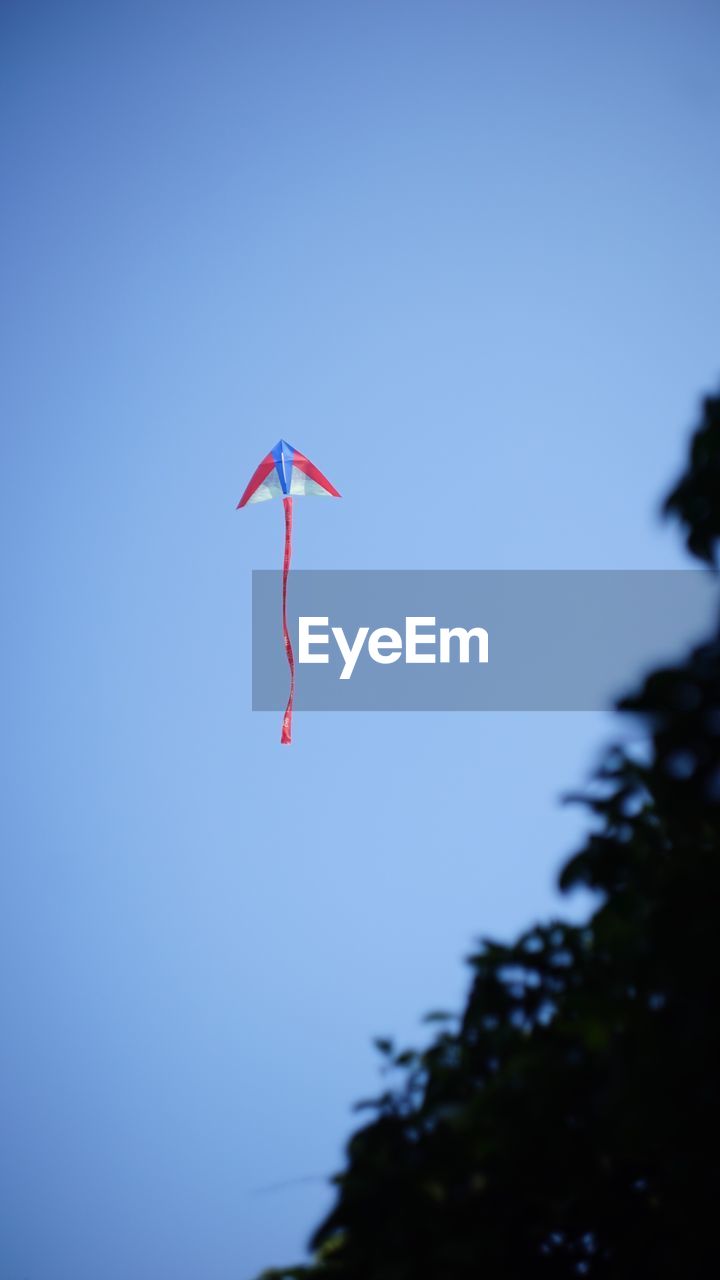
[{"xmin": 259, "ymin": 389, "xmax": 720, "ymax": 1279}]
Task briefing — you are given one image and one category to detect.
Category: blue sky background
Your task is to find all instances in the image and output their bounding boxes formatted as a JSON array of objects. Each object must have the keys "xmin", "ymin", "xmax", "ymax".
[{"xmin": 2, "ymin": 2, "xmax": 720, "ymax": 1277}]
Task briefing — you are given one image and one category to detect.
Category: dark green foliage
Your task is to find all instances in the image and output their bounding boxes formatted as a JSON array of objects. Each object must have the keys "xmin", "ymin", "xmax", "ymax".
[
  {"xmin": 259, "ymin": 387, "xmax": 720, "ymax": 1279},
  {"xmin": 664, "ymin": 391, "xmax": 720, "ymax": 564}
]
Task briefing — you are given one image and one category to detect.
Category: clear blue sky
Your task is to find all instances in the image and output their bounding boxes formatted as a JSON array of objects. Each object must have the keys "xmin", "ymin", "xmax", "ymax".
[{"xmin": 2, "ymin": 2, "xmax": 719, "ymax": 1276}]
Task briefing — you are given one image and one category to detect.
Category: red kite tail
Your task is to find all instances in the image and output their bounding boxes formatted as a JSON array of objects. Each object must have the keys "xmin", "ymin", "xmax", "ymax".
[{"xmin": 281, "ymin": 496, "xmax": 294, "ymax": 744}]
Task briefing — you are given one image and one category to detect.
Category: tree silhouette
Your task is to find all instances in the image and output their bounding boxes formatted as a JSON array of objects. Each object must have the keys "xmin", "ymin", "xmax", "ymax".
[{"xmin": 259, "ymin": 389, "xmax": 720, "ymax": 1279}]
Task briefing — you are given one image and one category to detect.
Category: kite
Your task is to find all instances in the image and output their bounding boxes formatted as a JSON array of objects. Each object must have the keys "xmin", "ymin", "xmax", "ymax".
[{"xmin": 237, "ymin": 439, "xmax": 340, "ymax": 744}]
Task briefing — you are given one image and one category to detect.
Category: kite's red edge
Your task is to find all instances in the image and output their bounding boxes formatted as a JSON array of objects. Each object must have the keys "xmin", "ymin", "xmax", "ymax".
[
  {"xmin": 237, "ymin": 453, "xmax": 275, "ymax": 508},
  {"xmin": 293, "ymin": 449, "xmax": 341, "ymax": 498}
]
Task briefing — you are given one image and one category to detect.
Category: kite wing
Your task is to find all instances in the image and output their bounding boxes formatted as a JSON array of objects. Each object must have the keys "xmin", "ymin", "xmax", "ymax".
[{"xmin": 237, "ymin": 439, "xmax": 340, "ymax": 507}]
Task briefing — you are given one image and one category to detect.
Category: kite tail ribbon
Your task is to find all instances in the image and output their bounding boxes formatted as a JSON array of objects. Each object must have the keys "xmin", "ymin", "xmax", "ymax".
[{"xmin": 281, "ymin": 496, "xmax": 295, "ymax": 744}]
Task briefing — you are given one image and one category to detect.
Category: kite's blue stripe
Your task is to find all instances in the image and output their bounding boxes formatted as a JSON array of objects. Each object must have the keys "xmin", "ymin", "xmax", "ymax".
[{"xmin": 272, "ymin": 439, "xmax": 295, "ymax": 494}]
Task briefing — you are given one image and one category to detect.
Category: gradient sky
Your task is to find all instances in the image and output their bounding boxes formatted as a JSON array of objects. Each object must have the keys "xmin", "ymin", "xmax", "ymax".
[{"xmin": 2, "ymin": 2, "xmax": 720, "ymax": 1277}]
